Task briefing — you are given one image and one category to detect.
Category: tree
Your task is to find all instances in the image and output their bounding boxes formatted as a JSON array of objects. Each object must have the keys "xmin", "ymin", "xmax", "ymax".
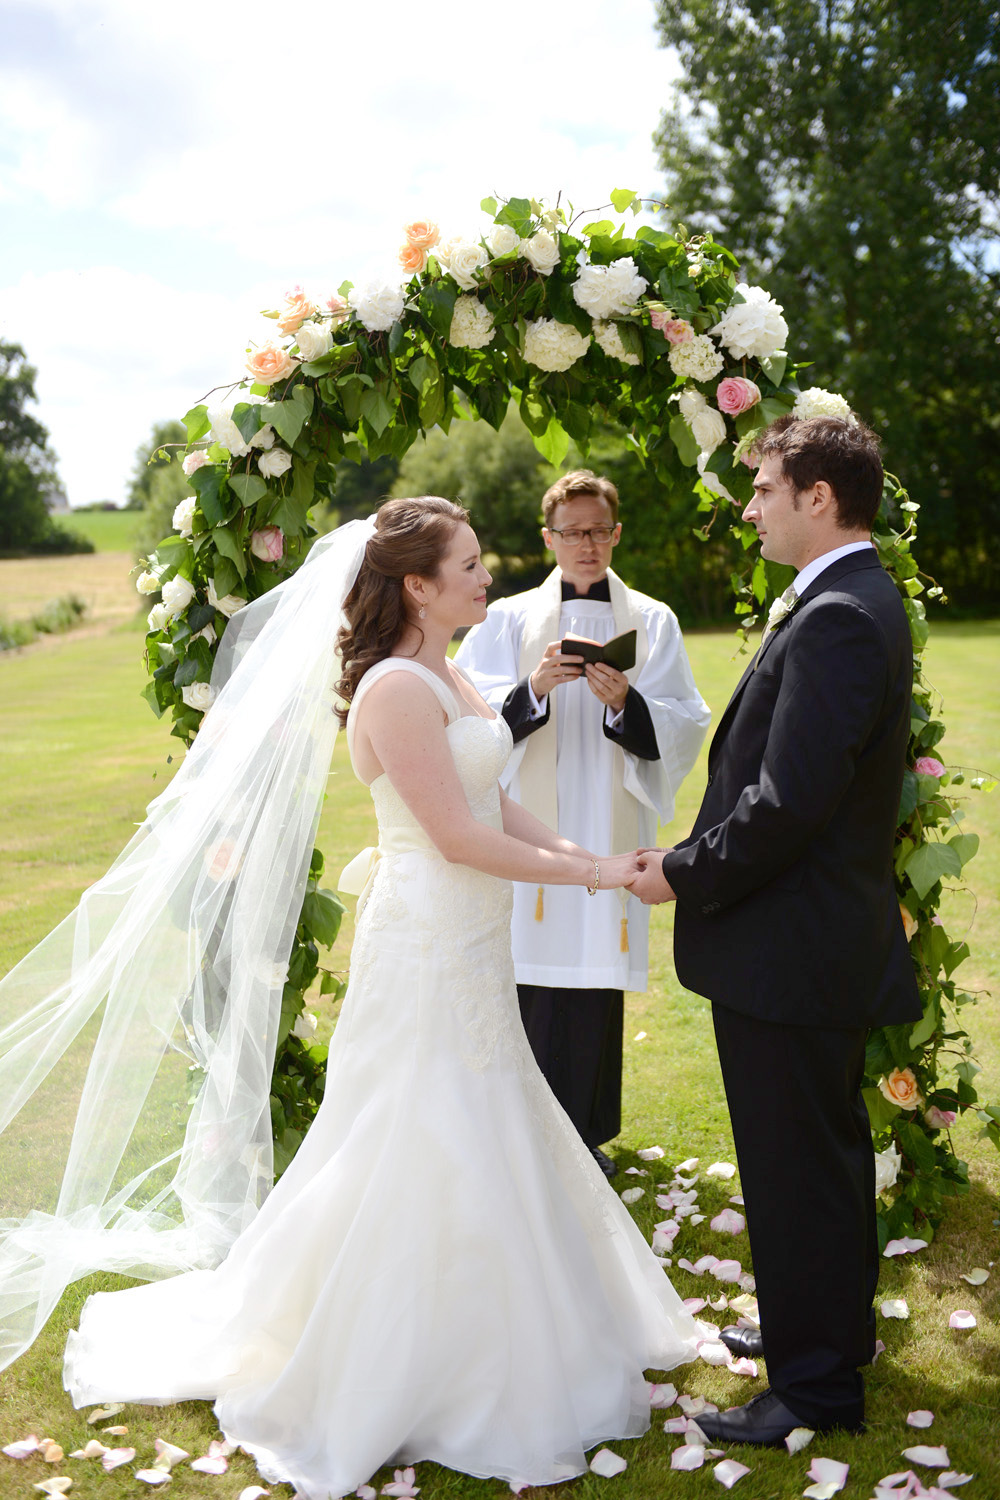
[
  {"xmin": 653, "ymin": 0, "xmax": 1000, "ymax": 609},
  {"xmin": 126, "ymin": 420, "xmax": 187, "ymax": 510},
  {"xmin": 0, "ymin": 340, "xmax": 92, "ymax": 556}
]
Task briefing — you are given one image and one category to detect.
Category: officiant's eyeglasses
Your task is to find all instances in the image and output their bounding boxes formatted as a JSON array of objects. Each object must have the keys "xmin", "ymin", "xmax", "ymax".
[{"xmin": 548, "ymin": 526, "xmax": 617, "ymax": 546}]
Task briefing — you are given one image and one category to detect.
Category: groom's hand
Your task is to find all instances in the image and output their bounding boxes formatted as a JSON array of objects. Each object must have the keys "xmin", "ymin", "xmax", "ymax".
[{"xmin": 630, "ymin": 850, "xmax": 677, "ymax": 905}]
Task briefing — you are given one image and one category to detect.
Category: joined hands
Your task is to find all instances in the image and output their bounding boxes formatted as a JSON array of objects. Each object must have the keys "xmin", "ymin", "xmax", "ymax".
[{"xmin": 587, "ymin": 850, "xmax": 677, "ymax": 903}]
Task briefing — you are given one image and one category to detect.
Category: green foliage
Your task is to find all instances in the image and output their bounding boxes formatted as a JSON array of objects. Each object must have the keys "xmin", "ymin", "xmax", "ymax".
[
  {"xmin": 0, "ymin": 339, "xmax": 89, "ymax": 557},
  {"xmin": 125, "ymin": 419, "xmax": 188, "ymax": 510},
  {"xmin": 0, "ymin": 593, "xmax": 87, "ymax": 652},
  {"xmin": 652, "ymin": 0, "xmax": 1000, "ymax": 611}
]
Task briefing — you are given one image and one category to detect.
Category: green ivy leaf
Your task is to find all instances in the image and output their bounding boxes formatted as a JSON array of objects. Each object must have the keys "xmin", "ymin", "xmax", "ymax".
[
  {"xmin": 263, "ymin": 399, "xmax": 307, "ymax": 447},
  {"xmin": 530, "ymin": 415, "xmax": 570, "ymax": 467},
  {"xmin": 232, "ymin": 402, "xmax": 264, "ymax": 443},
  {"xmin": 212, "ymin": 525, "xmax": 247, "ymax": 579},
  {"xmin": 863, "ymin": 1085, "xmax": 900, "ymax": 1133},
  {"xmin": 494, "ymin": 197, "xmax": 534, "ymax": 236},
  {"xmin": 213, "ymin": 555, "xmax": 240, "ymax": 598},
  {"xmin": 301, "ymin": 889, "xmax": 346, "ymax": 948},
  {"xmin": 182, "ymin": 404, "xmax": 210, "ymax": 444},
  {"xmin": 758, "ymin": 353, "xmax": 787, "ymax": 387},
  {"xmin": 417, "ymin": 282, "xmax": 458, "ymax": 340},
  {"xmin": 190, "ymin": 465, "xmax": 231, "ymax": 528},
  {"xmin": 948, "ymin": 832, "xmax": 979, "ymax": 870},
  {"xmin": 229, "ymin": 473, "xmax": 268, "ymax": 508},
  {"xmin": 610, "ymin": 187, "xmax": 638, "ymax": 213},
  {"xmin": 669, "ymin": 413, "xmax": 700, "ymax": 468},
  {"xmin": 904, "ymin": 840, "xmax": 963, "ymax": 899},
  {"xmin": 359, "ymin": 385, "xmax": 395, "ymax": 437},
  {"xmin": 480, "ymin": 196, "xmax": 498, "ymax": 216}
]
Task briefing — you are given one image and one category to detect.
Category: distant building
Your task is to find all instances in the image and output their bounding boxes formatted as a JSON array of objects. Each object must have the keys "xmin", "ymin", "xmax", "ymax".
[{"xmin": 43, "ymin": 485, "xmax": 70, "ymax": 513}]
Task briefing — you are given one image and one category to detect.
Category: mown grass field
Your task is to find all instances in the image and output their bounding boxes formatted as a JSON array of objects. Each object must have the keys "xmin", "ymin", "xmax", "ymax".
[
  {"xmin": 56, "ymin": 509, "xmax": 144, "ymax": 554},
  {"xmin": 0, "ymin": 618, "xmax": 997, "ymax": 1500}
]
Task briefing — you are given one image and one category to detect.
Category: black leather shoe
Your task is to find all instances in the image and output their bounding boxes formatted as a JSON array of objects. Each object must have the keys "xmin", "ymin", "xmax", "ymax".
[
  {"xmin": 719, "ymin": 1325, "xmax": 763, "ymax": 1360},
  {"xmin": 591, "ymin": 1147, "xmax": 617, "ymax": 1178},
  {"xmin": 694, "ymin": 1387, "xmax": 863, "ymax": 1447}
]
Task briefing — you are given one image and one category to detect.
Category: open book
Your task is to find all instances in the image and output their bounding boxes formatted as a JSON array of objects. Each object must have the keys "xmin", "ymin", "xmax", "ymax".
[{"xmin": 560, "ymin": 629, "xmax": 637, "ymax": 673}]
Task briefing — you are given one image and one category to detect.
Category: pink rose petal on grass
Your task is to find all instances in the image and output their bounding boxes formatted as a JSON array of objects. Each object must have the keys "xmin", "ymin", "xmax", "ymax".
[
  {"xmin": 684, "ymin": 1297, "xmax": 708, "ymax": 1315},
  {"xmin": 807, "ymin": 1456, "xmax": 849, "ymax": 1492},
  {"xmin": 3, "ymin": 1436, "xmax": 41, "ymax": 1458},
  {"xmin": 101, "ymin": 1426, "xmax": 129, "ymax": 1436},
  {"xmin": 87, "ymin": 1404, "xmax": 124, "ymax": 1424},
  {"xmin": 713, "ymin": 1459, "xmax": 751, "ymax": 1488},
  {"xmin": 664, "ymin": 1416, "xmax": 691, "ymax": 1434},
  {"xmin": 239, "ymin": 1489, "xmax": 272, "ymax": 1499},
  {"xmin": 31, "ymin": 1481, "xmax": 72, "ymax": 1497},
  {"xmin": 710, "ymin": 1208, "xmax": 745, "ymax": 1235},
  {"xmin": 637, "ymin": 1146, "xmax": 665, "ymax": 1161},
  {"xmin": 649, "ymin": 1382, "xmax": 678, "ymax": 1408},
  {"xmin": 712, "ymin": 1259, "xmax": 743, "ymax": 1283},
  {"xmin": 101, "ymin": 1449, "xmax": 137, "ymax": 1472},
  {"xmin": 135, "ymin": 1472, "xmax": 172, "ymax": 1486},
  {"xmin": 356, "ymin": 1489, "xmax": 376, "ymax": 1500},
  {"xmin": 948, "ymin": 1309, "xmax": 976, "ymax": 1329},
  {"xmin": 672, "ymin": 1444, "xmax": 707, "ymax": 1470},
  {"xmin": 382, "ymin": 1468, "xmax": 420, "ymax": 1497},
  {"xmin": 676, "ymin": 1157, "xmax": 699, "ymax": 1172},
  {"xmin": 589, "ymin": 1448, "xmax": 628, "ymax": 1477},
  {"xmin": 873, "ymin": 1339, "xmax": 886, "ymax": 1361},
  {"xmin": 938, "ymin": 1472, "xmax": 974, "ymax": 1488},
  {"xmin": 191, "ymin": 1455, "xmax": 228, "ymax": 1474},
  {"xmin": 884, "ymin": 1237, "xmax": 929, "ymax": 1257},
  {"xmin": 902, "ymin": 1446, "xmax": 950, "ymax": 1467},
  {"xmin": 726, "ymin": 1355, "xmax": 758, "ymax": 1378},
  {"xmin": 907, "ymin": 1411, "xmax": 934, "ymax": 1428},
  {"xmin": 153, "ymin": 1441, "xmax": 189, "ymax": 1470},
  {"xmin": 785, "ymin": 1428, "xmax": 815, "ymax": 1455},
  {"xmin": 697, "ymin": 1338, "xmax": 730, "ymax": 1366},
  {"xmin": 70, "ymin": 1441, "xmax": 108, "ymax": 1460}
]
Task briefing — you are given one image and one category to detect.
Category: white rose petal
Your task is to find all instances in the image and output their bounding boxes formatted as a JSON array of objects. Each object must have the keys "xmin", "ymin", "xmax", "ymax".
[
  {"xmin": 669, "ymin": 333, "xmax": 725, "ymax": 382},
  {"xmin": 207, "ymin": 403, "xmax": 252, "ymax": 458},
  {"xmin": 678, "ymin": 387, "xmax": 709, "ymax": 420},
  {"xmin": 589, "ymin": 1448, "xmax": 627, "ymax": 1478},
  {"xmin": 689, "ymin": 406, "xmax": 728, "ymax": 457},
  {"xmin": 874, "ymin": 1143, "xmax": 902, "ymax": 1195},
  {"xmin": 347, "ymin": 281, "xmax": 406, "ymax": 332},
  {"xmin": 671, "ymin": 1444, "xmax": 706, "ymax": 1470},
  {"xmin": 620, "ymin": 1187, "xmax": 645, "ymax": 1204},
  {"xmin": 437, "ymin": 236, "xmax": 489, "ymax": 290},
  {"xmin": 292, "ymin": 1012, "xmax": 318, "ymax": 1040},
  {"xmin": 960, "ymin": 1267, "xmax": 989, "ymax": 1285},
  {"xmin": 901, "ymin": 1445, "xmax": 950, "ymax": 1467},
  {"xmin": 136, "ymin": 569, "xmax": 160, "ymax": 595},
  {"xmin": 172, "ymin": 497, "xmax": 197, "ymax": 538},
  {"xmin": 793, "ymin": 387, "xmax": 854, "ymax": 422},
  {"xmin": 523, "ymin": 317, "xmax": 590, "ymax": 372},
  {"xmin": 147, "ymin": 601, "xmax": 170, "ymax": 633},
  {"xmin": 160, "ymin": 575, "xmax": 195, "ymax": 618},
  {"xmin": 713, "ymin": 1459, "xmax": 751, "ymax": 1488},
  {"xmin": 486, "ymin": 223, "xmax": 521, "ymax": 257},
  {"xmin": 883, "ymin": 1237, "xmax": 928, "ymax": 1257},
  {"xmin": 710, "ymin": 283, "xmax": 789, "ymax": 360},
  {"xmin": 448, "ymin": 295, "xmax": 495, "ymax": 350},
  {"xmin": 907, "ymin": 1411, "xmax": 935, "ymax": 1428},
  {"xmin": 181, "ymin": 682, "xmax": 216, "ymax": 713},
  {"xmin": 880, "ymin": 1298, "xmax": 909, "ymax": 1319},
  {"xmin": 521, "ymin": 229, "xmax": 561, "ymax": 276},
  {"xmin": 784, "ymin": 1428, "xmax": 815, "ymax": 1455},
  {"xmin": 948, "ymin": 1309, "xmax": 977, "ymax": 1329},
  {"xmin": 248, "ymin": 423, "xmax": 275, "ymax": 451},
  {"xmin": 295, "ymin": 321, "xmax": 335, "ymax": 361},
  {"xmin": 696, "ymin": 451, "xmax": 738, "ymax": 505},
  {"xmin": 938, "ymin": 1472, "xmax": 975, "ymax": 1488},
  {"xmin": 706, "ymin": 1161, "xmax": 737, "ymax": 1179},
  {"xmin": 258, "ymin": 448, "xmax": 292, "ymax": 479},
  {"xmin": 637, "ymin": 1146, "xmax": 665, "ymax": 1161},
  {"xmin": 208, "ymin": 579, "xmax": 246, "ymax": 617}
]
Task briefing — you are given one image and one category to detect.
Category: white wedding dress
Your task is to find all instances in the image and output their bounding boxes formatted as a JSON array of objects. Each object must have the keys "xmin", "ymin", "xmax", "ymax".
[{"xmin": 64, "ymin": 659, "xmax": 705, "ymax": 1498}]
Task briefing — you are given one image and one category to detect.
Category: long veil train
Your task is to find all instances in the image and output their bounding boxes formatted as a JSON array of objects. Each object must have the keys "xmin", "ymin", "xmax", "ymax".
[{"xmin": 0, "ymin": 518, "xmax": 375, "ymax": 1373}]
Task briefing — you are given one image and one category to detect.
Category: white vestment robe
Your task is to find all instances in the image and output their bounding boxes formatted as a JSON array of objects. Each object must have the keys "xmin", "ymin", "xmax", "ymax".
[{"xmin": 455, "ymin": 568, "xmax": 710, "ymax": 990}]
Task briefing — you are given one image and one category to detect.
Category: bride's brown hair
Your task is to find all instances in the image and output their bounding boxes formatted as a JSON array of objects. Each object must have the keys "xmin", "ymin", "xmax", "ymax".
[{"xmin": 335, "ymin": 495, "xmax": 470, "ymax": 726}]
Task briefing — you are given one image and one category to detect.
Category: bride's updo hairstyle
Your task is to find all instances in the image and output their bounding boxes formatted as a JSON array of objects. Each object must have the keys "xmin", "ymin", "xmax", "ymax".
[{"xmin": 335, "ymin": 495, "xmax": 470, "ymax": 725}]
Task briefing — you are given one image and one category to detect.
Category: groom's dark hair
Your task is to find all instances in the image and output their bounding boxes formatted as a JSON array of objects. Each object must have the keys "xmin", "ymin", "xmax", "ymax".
[{"xmin": 756, "ymin": 415, "xmax": 883, "ymax": 531}]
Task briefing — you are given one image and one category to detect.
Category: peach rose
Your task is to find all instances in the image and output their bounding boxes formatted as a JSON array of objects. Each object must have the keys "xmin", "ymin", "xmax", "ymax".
[
  {"xmin": 716, "ymin": 376, "xmax": 762, "ymax": 415},
  {"xmin": 276, "ymin": 286, "xmax": 317, "ymax": 335},
  {"xmin": 663, "ymin": 318, "xmax": 694, "ymax": 345},
  {"xmin": 899, "ymin": 903, "xmax": 918, "ymax": 942},
  {"xmin": 398, "ymin": 242, "xmax": 428, "ymax": 276},
  {"xmin": 879, "ymin": 1067, "xmax": 923, "ymax": 1111},
  {"xmin": 403, "ymin": 219, "xmax": 440, "ymax": 252},
  {"xmin": 245, "ymin": 342, "xmax": 299, "ymax": 386}
]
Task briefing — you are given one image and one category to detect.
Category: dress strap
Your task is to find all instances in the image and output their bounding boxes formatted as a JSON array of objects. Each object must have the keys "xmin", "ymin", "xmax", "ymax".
[{"xmin": 346, "ymin": 658, "xmax": 464, "ymax": 764}]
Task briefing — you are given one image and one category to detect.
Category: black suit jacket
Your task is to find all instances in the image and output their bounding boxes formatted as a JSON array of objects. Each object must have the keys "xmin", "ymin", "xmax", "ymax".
[{"xmin": 662, "ymin": 551, "xmax": 921, "ymax": 1030}]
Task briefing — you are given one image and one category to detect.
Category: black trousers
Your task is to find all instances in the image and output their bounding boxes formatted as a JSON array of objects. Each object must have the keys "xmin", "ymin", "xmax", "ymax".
[
  {"xmin": 712, "ymin": 1003, "xmax": 877, "ymax": 1429},
  {"xmin": 517, "ymin": 985, "xmax": 623, "ymax": 1149}
]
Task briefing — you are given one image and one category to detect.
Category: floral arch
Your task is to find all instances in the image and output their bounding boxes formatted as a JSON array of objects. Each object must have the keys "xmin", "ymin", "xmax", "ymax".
[{"xmin": 135, "ymin": 191, "xmax": 994, "ymax": 1241}]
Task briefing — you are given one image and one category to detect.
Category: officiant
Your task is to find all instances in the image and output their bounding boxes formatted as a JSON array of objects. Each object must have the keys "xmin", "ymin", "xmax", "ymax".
[{"xmin": 456, "ymin": 470, "xmax": 710, "ymax": 1175}]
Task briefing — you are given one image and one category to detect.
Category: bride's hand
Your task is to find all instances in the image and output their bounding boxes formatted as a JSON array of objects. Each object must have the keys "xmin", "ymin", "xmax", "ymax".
[{"xmin": 593, "ymin": 852, "xmax": 641, "ymax": 890}]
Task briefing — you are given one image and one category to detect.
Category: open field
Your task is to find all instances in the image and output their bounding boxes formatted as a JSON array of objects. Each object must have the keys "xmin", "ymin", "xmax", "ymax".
[
  {"xmin": 56, "ymin": 509, "xmax": 144, "ymax": 554},
  {"xmin": 0, "ymin": 550, "xmax": 140, "ymax": 637},
  {"xmin": 0, "ymin": 617, "xmax": 997, "ymax": 1499}
]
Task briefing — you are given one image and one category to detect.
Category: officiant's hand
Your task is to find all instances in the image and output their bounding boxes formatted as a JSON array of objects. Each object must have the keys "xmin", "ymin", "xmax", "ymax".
[
  {"xmin": 584, "ymin": 662, "xmax": 628, "ymax": 715},
  {"xmin": 630, "ymin": 850, "xmax": 677, "ymax": 905},
  {"xmin": 530, "ymin": 642, "xmax": 584, "ymax": 699}
]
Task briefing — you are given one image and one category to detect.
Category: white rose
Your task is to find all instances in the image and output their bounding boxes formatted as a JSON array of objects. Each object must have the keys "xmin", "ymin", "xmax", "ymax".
[
  {"xmin": 437, "ymin": 236, "xmax": 489, "ymax": 290},
  {"xmin": 874, "ymin": 1143, "xmax": 902, "ymax": 1196},
  {"xmin": 291, "ymin": 1011, "xmax": 318, "ymax": 1040},
  {"xmin": 135, "ymin": 569, "xmax": 160, "ymax": 595},
  {"xmin": 207, "ymin": 403, "xmax": 252, "ymax": 458},
  {"xmin": 793, "ymin": 386, "xmax": 855, "ymax": 422},
  {"xmin": 709, "ymin": 283, "xmax": 789, "ymax": 361},
  {"xmin": 146, "ymin": 602, "xmax": 170, "ymax": 632},
  {"xmin": 689, "ymin": 406, "xmax": 727, "ymax": 457},
  {"xmin": 172, "ymin": 496, "xmax": 197, "ymax": 537},
  {"xmin": 486, "ymin": 223, "xmax": 521, "ymax": 257},
  {"xmin": 592, "ymin": 320, "xmax": 641, "ymax": 365},
  {"xmin": 668, "ymin": 334, "xmax": 725, "ymax": 382},
  {"xmin": 160, "ymin": 574, "xmax": 196, "ymax": 618},
  {"xmin": 181, "ymin": 681, "xmax": 216, "ymax": 713},
  {"xmin": 248, "ymin": 423, "xmax": 275, "ymax": 451},
  {"xmin": 258, "ymin": 447, "xmax": 293, "ymax": 479},
  {"xmin": 522, "ymin": 229, "xmax": 560, "ymax": 276},
  {"xmin": 678, "ymin": 387, "xmax": 709, "ymax": 421},
  {"xmin": 181, "ymin": 451, "xmax": 211, "ymax": 477},
  {"xmin": 295, "ymin": 321, "xmax": 334, "ymax": 361},
  {"xmin": 191, "ymin": 622, "xmax": 217, "ymax": 645},
  {"xmin": 696, "ymin": 451, "xmax": 738, "ymax": 505},
  {"xmin": 523, "ymin": 317, "xmax": 591, "ymax": 372},
  {"xmin": 208, "ymin": 578, "xmax": 246, "ymax": 617},
  {"xmin": 573, "ymin": 256, "xmax": 647, "ymax": 319},
  {"xmin": 347, "ymin": 281, "xmax": 406, "ymax": 332},
  {"xmin": 448, "ymin": 295, "xmax": 496, "ymax": 350}
]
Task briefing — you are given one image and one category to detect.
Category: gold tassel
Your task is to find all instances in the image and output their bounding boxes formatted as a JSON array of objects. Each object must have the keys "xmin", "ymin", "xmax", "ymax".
[
  {"xmin": 620, "ymin": 916, "xmax": 629, "ymax": 953},
  {"xmin": 535, "ymin": 886, "xmax": 544, "ymax": 922}
]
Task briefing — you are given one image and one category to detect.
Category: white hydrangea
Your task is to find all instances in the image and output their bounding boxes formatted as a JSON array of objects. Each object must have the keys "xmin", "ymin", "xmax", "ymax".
[
  {"xmin": 448, "ymin": 296, "xmax": 495, "ymax": 350},
  {"xmin": 295, "ymin": 320, "xmax": 334, "ymax": 361},
  {"xmin": 523, "ymin": 317, "xmax": 591, "ymax": 372},
  {"xmin": 793, "ymin": 387, "xmax": 855, "ymax": 422},
  {"xmin": 437, "ymin": 237, "xmax": 489, "ymax": 290},
  {"xmin": 347, "ymin": 281, "xmax": 406, "ymax": 332},
  {"xmin": 160, "ymin": 574, "xmax": 196, "ymax": 618},
  {"xmin": 592, "ymin": 320, "xmax": 640, "ymax": 365},
  {"xmin": 668, "ymin": 334, "xmax": 725, "ymax": 382},
  {"xmin": 486, "ymin": 223, "xmax": 521, "ymax": 257},
  {"xmin": 689, "ymin": 406, "xmax": 727, "ymax": 457},
  {"xmin": 258, "ymin": 447, "xmax": 293, "ymax": 479},
  {"xmin": 710, "ymin": 283, "xmax": 789, "ymax": 361},
  {"xmin": 678, "ymin": 387, "xmax": 710, "ymax": 422},
  {"xmin": 521, "ymin": 229, "xmax": 560, "ymax": 276},
  {"xmin": 572, "ymin": 256, "xmax": 648, "ymax": 319},
  {"xmin": 135, "ymin": 569, "xmax": 160, "ymax": 595},
  {"xmin": 172, "ymin": 496, "xmax": 196, "ymax": 537}
]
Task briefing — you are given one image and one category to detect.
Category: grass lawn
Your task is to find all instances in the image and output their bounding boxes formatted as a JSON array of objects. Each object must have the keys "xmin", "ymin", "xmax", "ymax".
[
  {"xmin": 57, "ymin": 510, "xmax": 144, "ymax": 554},
  {"xmin": 0, "ymin": 619, "xmax": 997, "ymax": 1500}
]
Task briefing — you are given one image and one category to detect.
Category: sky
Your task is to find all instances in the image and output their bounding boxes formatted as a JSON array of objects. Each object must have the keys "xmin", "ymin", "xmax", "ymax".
[{"xmin": 0, "ymin": 0, "xmax": 681, "ymax": 508}]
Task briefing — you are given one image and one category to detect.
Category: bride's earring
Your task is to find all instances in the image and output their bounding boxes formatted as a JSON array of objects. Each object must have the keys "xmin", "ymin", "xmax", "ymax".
[{"xmin": 418, "ymin": 606, "xmax": 426, "ymax": 619}]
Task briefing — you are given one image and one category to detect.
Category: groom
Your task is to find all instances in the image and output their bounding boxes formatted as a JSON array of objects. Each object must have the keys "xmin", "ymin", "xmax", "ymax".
[{"xmin": 631, "ymin": 414, "xmax": 920, "ymax": 1443}]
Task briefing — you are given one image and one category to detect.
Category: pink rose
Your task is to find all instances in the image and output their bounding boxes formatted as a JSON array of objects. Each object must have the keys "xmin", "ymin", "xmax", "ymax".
[
  {"xmin": 716, "ymin": 376, "xmax": 762, "ymax": 416},
  {"xmin": 325, "ymin": 293, "xmax": 349, "ymax": 324},
  {"xmin": 250, "ymin": 525, "xmax": 284, "ymax": 563},
  {"xmin": 914, "ymin": 756, "xmax": 946, "ymax": 778},
  {"xmin": 276, "ymin": 285, "xmax": 317, "ymax": 335},
  {"xmin": 663, "ymin": 318, "xmax": 694, "ymax": 345},
  {"xmin": 398, "ymin": 242, "xmax": 427, "ymax": 276},
  {"xmin": 924, "ymin": 1105, "xmax": 957, "ymax": 1130},
  {"xmin": 403, "ymin": 219, "xmax": 440, "ymax": 252},
  {"xmin": 182, "ymin": 451, "xmax": 211, "ymax": 477},
  {"xmin": 649, "ymin": 304, "xmax": 674, "ymax": 331},
  {"xmin": 245, "ymin": 342, "xmax": 299, "ymax": 387}
]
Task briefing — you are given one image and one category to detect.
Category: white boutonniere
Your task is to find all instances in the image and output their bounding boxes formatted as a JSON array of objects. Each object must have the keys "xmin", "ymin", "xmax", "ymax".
[{"xmin": 765, "ymin": 585, "xmax": 799, "ymax": 634}]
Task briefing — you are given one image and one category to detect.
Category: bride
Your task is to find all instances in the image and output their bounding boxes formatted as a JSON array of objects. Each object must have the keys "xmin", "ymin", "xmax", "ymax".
[{"xmin": 5, "ymin": 498, "xmax": 709, "ymax": 1497}]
